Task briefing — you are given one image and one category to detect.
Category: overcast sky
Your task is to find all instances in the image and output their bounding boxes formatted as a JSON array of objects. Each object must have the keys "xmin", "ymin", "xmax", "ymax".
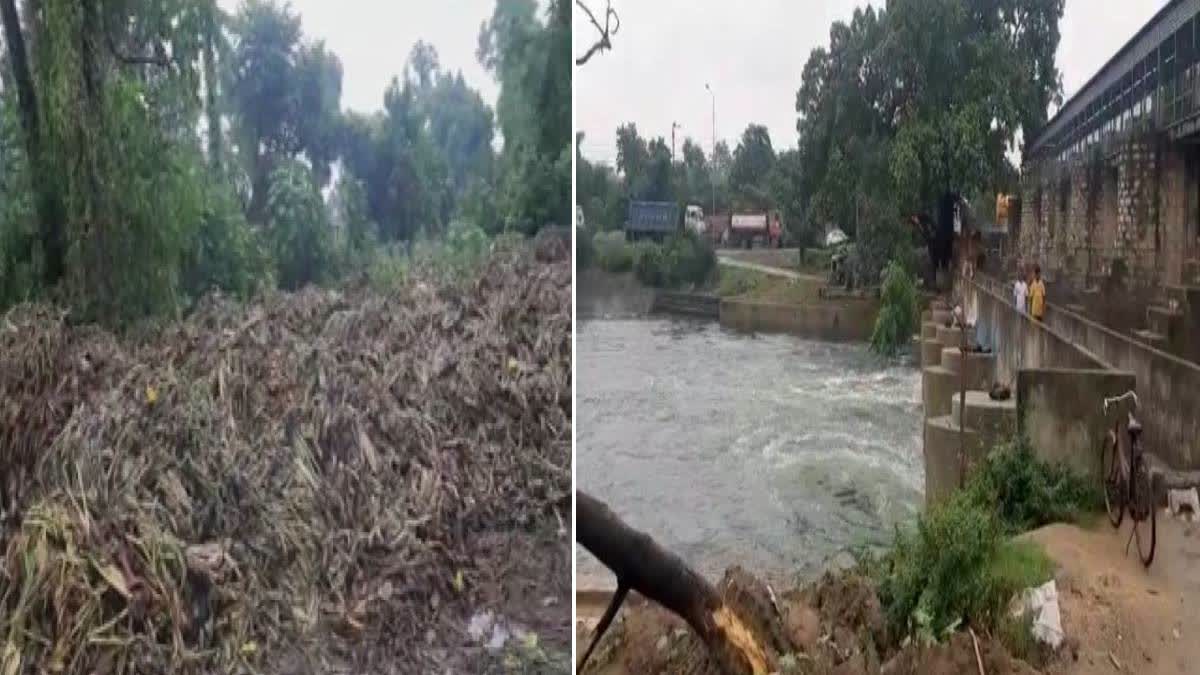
[
  {"xmin": 217, "ymin": 0, "xmax": 501, "ymax": 113},
  {"xmin": 574, "ymin": 0, "xmax": 1170, "ymax": 166}
]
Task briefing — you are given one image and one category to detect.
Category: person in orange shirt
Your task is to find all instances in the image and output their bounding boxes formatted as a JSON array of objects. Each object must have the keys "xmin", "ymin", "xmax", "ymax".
[{"xmin": 1029, "ymin": 264, "xmax": 1046, "ymax": 321}]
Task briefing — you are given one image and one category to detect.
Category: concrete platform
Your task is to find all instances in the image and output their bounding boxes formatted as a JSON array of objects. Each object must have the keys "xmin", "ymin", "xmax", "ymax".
[
  {"xmin": 939, "ymin": 348, "xmax": 996, "ymax": 390},
  {"xmin": 1147, "ymin": 304, "xmax": 1183, "ymax": 336},
  {"xmin": 934, "ymin": 324, "xmax": 975, "ymax": 350},
  {"xmin": 922, "ymin": 365, "xmax": 958, "ymax": 417},
  {"xmin": 931, "ymin": 309, "xmax": 953, "ymax": 325},
  {"xmin": 1132, "ymin": 328, "xmax": 1167, "ymax": 350},
  {"xmin": 921, "ymin": 338, "xmax": 944, "ymax": 367},
  {"xmin": 924, "ymin": 414, "xmax": 983, "ymax": 506},
  {"xmin": 921, "ymin": 320, "xmax": 938, "ymax": 340},
  {"xmin": 951, "ymin": 390, "xmax": 1016, "ymax": 448}
]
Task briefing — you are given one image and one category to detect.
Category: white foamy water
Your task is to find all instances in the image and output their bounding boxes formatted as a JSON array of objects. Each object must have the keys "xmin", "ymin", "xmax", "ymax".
[{"xmin": 576, "ymin": 318, "xmax": 924, "ymax": 587}]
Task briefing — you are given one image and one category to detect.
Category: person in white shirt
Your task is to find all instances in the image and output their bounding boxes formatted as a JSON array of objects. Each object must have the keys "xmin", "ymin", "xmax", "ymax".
[{"xmin": 1013, "ymin": 268, "xmax": 1028, "ymax": 314}]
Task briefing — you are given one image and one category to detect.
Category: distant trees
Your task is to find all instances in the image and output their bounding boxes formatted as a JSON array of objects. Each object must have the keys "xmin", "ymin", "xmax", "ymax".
[{"xmin": 0, "ymin": 0, "xmax": 569, "ymax": 323}]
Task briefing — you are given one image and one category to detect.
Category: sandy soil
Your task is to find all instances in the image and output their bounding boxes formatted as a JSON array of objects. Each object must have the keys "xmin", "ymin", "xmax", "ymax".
[{"xmin": 1026, "ymin": 515, "xmax": 1200, "ymax": 674}]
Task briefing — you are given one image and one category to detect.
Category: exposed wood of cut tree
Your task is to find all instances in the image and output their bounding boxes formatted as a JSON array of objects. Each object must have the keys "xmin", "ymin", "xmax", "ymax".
[{"xmin": 576, "ymin": 489, "xmax": 774, "ymax": 675}]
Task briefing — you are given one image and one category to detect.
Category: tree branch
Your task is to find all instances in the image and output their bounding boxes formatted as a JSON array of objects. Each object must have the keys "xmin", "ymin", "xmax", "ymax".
[
  {"xmin": 576, "ymin": 490, "xmax": 774, "ymax": 674},
  {"xmin": 575, "ymin": 0, "xmax": 619, "ymax": 66},
  {"xmin": 106, "ymin": 33, "xmax": 170, "ymax": 67}
]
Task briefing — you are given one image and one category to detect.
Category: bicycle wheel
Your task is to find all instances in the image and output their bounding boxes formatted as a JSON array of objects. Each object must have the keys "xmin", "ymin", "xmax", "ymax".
[
  {"xmin": 1132, "ymin": 455, "xmax": 1157, "ymax": 567},
  {"xmin": 1101, "ymin": 430, "xmax": 1124, "ymax": 528}
]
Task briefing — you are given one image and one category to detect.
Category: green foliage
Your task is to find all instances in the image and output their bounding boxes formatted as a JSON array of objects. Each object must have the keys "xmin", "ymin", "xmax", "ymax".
[
  {"xmin": 870, "ymin": 260, "xmax": 919, "ymax": 356},
  {"xmin": 182, "ymin": 179, "xmax": 271, "ymax": 301},
  {"xmin": 730, "ymin": 124, "xmax": 776, "ymax": 210},
  {"xmin": 871, "ymin": 436, "xmax": 1094, "ymax": 643},
  {"xmin": 963, "ymin": 438, "xmax": 1102, "ymax": 534},
  {"xmin": 632, "ymin": 241, "xmax": 666, "ymax": 287},
  {"xmin": 265, "ymin": 161, "xmax": 334, "ymax": 290},
  {"xmin": 593, "ymin": 231, "xmax": 634, "ymax": 273},
  {"xmin": 794, "ymin": 0, "xmax": 1065, "ymax": 281},
  {"xmin": 479, "ymin": 0, "xmax": 570, "ymax": 232},
  {"xmin": 631, "ymin": 233, "xmax": 716, "ymax": 289},
  {"xmin": 875, "ymin": 492, "xmax": 1052, "ymax": 644}
]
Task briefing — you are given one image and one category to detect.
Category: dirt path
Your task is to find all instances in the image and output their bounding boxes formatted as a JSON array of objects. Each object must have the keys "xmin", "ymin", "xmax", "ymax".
[
  {"xmin": 1026, "ymin": 516, "xmax": 1200, "ymax": 674},
  {"xmin": 717, "ymin": 254, "xmax": 825, "ymax": 282}
]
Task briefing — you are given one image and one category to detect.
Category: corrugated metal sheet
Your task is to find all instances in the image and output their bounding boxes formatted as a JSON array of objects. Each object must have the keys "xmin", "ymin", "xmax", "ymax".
[{"xmin": 1029, "ymin": 0, "xmax": 1200, "ymax": 155}]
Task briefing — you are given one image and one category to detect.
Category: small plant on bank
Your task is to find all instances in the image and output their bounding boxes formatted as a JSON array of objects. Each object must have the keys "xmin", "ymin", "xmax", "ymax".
[
  {"xmin": 870, "ymin": 436, "xmax": 1095, "ymax": 648},
  {"xmin": 870, "ymin": 259, "xmax": 920, "ymax": 356},
  {"xmin": 593, "ymin": 231, "xmax": 634, "ymax": 273}
]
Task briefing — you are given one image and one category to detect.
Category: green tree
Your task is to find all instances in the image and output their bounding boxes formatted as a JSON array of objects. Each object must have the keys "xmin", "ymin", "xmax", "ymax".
[{"xmin": 730, "ymin": 124, "xmax": 776, "ymax": 209}]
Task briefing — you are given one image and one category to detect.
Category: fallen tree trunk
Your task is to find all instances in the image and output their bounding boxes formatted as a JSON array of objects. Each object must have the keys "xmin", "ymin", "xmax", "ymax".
[{"xmin": 576, "ymin": 490, "xmax": 775, "ymax": 675}]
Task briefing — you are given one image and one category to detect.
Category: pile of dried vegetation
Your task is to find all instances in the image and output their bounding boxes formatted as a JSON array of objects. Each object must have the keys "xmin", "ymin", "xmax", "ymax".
[{"xmin": 0, "ymin": 243, "xmax": 571, "ymax": 673}]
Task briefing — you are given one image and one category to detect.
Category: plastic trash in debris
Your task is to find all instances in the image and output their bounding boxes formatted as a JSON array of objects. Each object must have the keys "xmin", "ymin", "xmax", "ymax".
[
  {"xmin": 1010, "ymin": 580, "xmax": 1063, "ymax": 649},
  {"xmin": 1168, "ymin": 488, "xmax": 1200, "ymax": 522}
]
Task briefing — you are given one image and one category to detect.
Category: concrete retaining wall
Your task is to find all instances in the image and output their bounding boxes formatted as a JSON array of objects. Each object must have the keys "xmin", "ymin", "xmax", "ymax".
[
  {"xmin": 1041, "ymin": 302, "xmax": 1200, "ymax": 469},
  {"xmin": 970, "ymin": 278, "xmax": 1107, "ymax": 386},
  {"xmin": 1017, "ymin": 368, "xmax": 1137, "ymax": 482},
  {"xmin": 652, "ymin": 291, "xmax": 720, "ymax": 319},
  {"xmin": 720, "ymin": 298, "xmax": 878, "ymax": 342}
]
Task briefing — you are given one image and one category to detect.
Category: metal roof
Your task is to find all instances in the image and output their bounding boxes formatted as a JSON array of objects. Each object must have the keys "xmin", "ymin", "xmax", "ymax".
[{"xmin": 1027, "ymin": 0, "xmax": 1200, "ymax": 156}]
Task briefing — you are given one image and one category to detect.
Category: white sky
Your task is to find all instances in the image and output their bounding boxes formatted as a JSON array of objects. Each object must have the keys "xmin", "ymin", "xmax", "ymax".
[
  {"xmin": 217, "ymin": 0, "xmax": 501, "ymax": 113},
  {"xmin": 573, "ymin": 0, "xmax": 1170, "ymax": 166}
]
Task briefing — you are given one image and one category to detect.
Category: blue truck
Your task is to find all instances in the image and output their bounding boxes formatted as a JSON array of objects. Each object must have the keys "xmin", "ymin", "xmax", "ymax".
[{"xmin": 624, "ymin": 201, "xmax": 680, "ymax": 241}]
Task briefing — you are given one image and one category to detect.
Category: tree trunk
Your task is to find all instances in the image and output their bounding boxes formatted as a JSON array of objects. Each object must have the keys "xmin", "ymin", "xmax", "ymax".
[
  {"xmin": 0, "ymin": 0, "xmax": 64, "ymax": 285},
  {"xmin": 576, "ymin": 490, "xmax": 774, "ymax": 675}
]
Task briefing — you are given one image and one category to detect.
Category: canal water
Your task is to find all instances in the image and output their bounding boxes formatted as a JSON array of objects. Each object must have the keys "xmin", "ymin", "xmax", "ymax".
[{"xmin": 576, "ymin": 317, "xmax": 924, "ymax": 587}]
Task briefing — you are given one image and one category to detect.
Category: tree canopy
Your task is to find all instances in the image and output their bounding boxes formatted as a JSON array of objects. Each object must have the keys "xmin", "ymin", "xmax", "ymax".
[{"xmin": 0, "ymin": 0, "xmax": 569, "ymax": 321}]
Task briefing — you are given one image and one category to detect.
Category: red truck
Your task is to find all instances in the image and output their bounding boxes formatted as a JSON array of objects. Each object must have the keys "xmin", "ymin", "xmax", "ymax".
[{"xmin": 718, "ymin": 212, "xmax": 783, "ymax": 248}]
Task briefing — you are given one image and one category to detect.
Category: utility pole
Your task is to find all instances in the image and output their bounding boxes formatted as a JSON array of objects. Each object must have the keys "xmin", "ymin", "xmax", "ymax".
[
  {"xmin": 671, "ymin": 121, "xmax": 681, "ymax": 162},
  {"xmin": 705, "ymin": 83, "xmax": 716, "ymax": 217}
]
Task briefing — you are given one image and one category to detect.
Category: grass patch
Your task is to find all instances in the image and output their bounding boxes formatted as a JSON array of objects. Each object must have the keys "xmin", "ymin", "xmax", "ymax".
[
  {"xmin": 715, "ymin": 265, "xmax": 769, "ymax": 297},
  {"xmin": 714, "ymin": 264, "xmax": 822, "ymax": 304}
]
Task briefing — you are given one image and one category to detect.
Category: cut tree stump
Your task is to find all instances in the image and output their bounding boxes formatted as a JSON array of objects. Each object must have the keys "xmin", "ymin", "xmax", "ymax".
[{"xmin": 576, "ymin": 490, "xmax": 778, "ymax": 674}]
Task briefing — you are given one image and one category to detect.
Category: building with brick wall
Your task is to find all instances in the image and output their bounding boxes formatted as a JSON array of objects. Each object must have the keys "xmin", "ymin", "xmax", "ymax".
[{"xmin": 1019, "ymin": 0, "xmax": 1200, "ymax": 295}]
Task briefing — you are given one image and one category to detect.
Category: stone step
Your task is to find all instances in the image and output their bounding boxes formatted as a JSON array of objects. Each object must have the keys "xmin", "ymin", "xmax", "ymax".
[
  {"xmin": 921, "ymin": 338, "xmax": 944, "ymax": 367},
  {"xmin": 931, "ymin": 298, "xmax": 950, "ymax": 312},
  {"xmin": 1132, "ymin": 328, "xmax": 1168, "ymax": 350},
  {"xmin": 931, "ymin": 308, "xmax": 953, "ymax": 326},
  {"xmin": 924, "ymin": 414, "xmax": 984, "ymax": 507},
  {"xmin": 939, "ymin": 348, "xmax": 996, "ymax": 390},
  {"xmin": 921, "ymin": 321, "xmax": 938, "ymax": 340},
  {"xmin": 951, "ymin": 390, "xmax": 1017, "ymax": 447},
  {"xmin": 910, "ymin": 335, "xmax": 922, "ymax": 364},
  {"xmin": 934, "ymin": 324, "xmax": 975, "ymax": 350},
  {"xmin": 922, "ymin": 365, "xmax": 958, "ymax": 417},
  {"xmin": 1147, "ymin": 304, "xmax": 1184, "ymax": 336}
]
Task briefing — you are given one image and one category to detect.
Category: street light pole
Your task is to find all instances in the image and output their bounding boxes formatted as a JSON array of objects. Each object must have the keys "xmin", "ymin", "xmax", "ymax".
[{"xmin": 705, "ymin": 83, "xmax": 715, "ymax": 217}]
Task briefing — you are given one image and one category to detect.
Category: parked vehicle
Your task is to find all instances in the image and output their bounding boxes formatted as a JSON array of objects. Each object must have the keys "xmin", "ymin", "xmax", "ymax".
[
  {"xmin": 625, "ymin": 201, "xmax": 680, "ymax": 241},
  {"xmin": 705, "ymin": 214, "xmax": 731, "ymax": 246},
  {"xmin": 729, "ymin": 212, "xmax": 784, "ymax": 248},
  {"xmin": 684, "ymin": 205, "xmax": 706, "ymax": 235}
]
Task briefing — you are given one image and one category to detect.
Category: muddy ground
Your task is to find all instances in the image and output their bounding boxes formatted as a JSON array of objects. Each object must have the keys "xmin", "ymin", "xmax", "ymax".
[{"xmin": 578, "ymin": 514, "xmax": 1200, "ymax": 675}]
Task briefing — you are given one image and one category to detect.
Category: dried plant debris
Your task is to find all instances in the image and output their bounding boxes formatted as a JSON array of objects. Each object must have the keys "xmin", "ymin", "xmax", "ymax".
[{"xmin": 0, "ymin": 246, "xmax": 571, "ymax": 674}]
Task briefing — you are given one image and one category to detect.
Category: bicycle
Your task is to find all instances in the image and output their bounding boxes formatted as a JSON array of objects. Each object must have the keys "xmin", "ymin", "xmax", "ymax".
[{"xmin": 1100, "ymin": 390, "xmax": 1156, "ymax": 567}]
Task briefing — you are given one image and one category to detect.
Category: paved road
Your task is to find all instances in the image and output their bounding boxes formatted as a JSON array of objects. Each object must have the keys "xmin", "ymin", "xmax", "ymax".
[{"xmin": 716, "ymin": 255, "xmax": 824, "ymax": 282}]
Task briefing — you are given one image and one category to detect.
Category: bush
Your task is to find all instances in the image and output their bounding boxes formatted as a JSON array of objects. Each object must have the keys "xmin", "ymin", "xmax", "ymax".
[
  {"xmin": 870, "ymin": 259, "xmax": 920, "ymax": 356},
  {"xmin": 663, "ymin": 231, "xmax": 716, "ymax": 287},
  {"xmin": 633, "ymin": 241, "xmax": 666, "ymax": 287},
  {"xmin": 716, "ymin": 266, "xmax": 767, "ymax": 297},
  {"xmin": 963, "ymin": 438, "xmax": 1102, "ymax": 534},
  {"xmin": 875, "ymin": 492, "xmax": 1052, "ymax": 644},
  {"xmin": 266, "ymin": 161, "xmax": 336, "ymax": 290},
  {"xmin": 872, "ymin": 436, "xmax": 1094, "ymax": 644},
  {"xmin": 593, "ymin": 231, "xmax": 633, "ymax": 273}
]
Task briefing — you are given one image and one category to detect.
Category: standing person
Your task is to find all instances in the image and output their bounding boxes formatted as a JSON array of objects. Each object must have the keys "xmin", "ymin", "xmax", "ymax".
[
  {"xmin": 1029, "ymin": 264, "xmax": 1047, "ymax": 321},
  {"xmin": 1013, "ymin": 266, "xmax": 1028, "ymax": 314}
]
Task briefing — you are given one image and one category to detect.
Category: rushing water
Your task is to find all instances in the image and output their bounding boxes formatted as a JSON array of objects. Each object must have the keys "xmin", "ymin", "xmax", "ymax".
[{"xmin": 576, "ymin": 318, "xmax": 924, "ymax": 587}]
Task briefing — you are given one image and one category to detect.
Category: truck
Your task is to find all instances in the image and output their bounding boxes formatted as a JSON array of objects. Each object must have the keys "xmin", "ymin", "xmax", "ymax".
[
  {"xmin": 625, "ymin": 201, "xmax": 680, "ymax": 241},
  {"xmin": 728, "ymin": 211, "xmax": 784, "ymax": 248},
  {"xmin": 684, "ymin": 205, "xmax": 706, "ymax": 235}
]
